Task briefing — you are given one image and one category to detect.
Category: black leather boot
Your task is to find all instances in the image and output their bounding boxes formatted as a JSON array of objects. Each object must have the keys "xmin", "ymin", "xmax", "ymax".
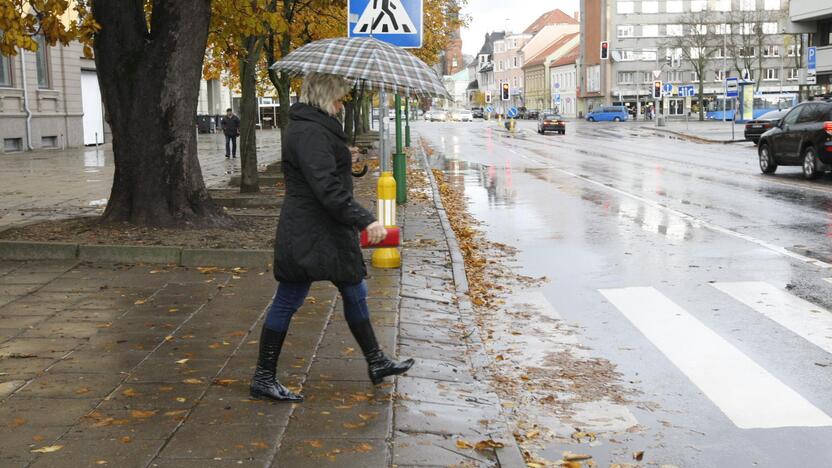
[
  {"xmin": 348, "ymin": 319, "xmax": 414, "ymax": 385},
  {"xmin": 249, "ymin": 326, "xmax": 303, "ymax": 402}
]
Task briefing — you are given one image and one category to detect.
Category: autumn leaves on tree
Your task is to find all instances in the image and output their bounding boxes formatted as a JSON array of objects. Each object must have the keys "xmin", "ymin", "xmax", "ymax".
[{"xmin": 1, "ymin": 0, "xmax": 465, "ymax": 227}]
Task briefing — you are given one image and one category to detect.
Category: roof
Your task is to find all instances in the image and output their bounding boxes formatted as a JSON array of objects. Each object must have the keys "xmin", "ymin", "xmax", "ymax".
[
  {"xmin": 549, "ymin": 45, "xmax": 579, "ymax": 67},
  {"xmin": 522, "ymin": 32, "xmax": 579, "ymax": 69},
  {"xmin": 524, "ymin": 9, "xmax": 578, "ymax": 34},
  {"xmin": 468, "ymin": 31, "xmax": 506, "ymax": 67}
]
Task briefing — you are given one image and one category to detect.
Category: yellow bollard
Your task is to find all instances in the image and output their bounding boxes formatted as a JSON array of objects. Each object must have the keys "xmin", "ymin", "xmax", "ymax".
[{"xmin": 371, "ymin": 171, "xmax": 401, "ymax": 268}]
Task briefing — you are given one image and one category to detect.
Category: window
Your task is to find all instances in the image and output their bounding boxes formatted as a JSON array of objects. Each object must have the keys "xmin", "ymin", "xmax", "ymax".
[
  {"xmin": 4, "ymin": 138, "xmax": 23, "ymax": 152},
  {"xmin": 665, "ymin": 70, "xmax": 682, "ymax": 83},
  {"xmin": 617, "ymin": 2, "xmax": 634, "ymax": 14},
  {"xmin": 35, "ymin": 35, "xmax": 50, "ymax": 89},
  {"xmin": 618, "ymin": 71, "xmax": 635, "ymax": 84},
  {"xmin": 691, "ymin": 0, "xmax": 707, "ymax": 12},
  {"xmin": 691, "ymin": 71, "xmax": 700, "ymax": 82},
  {"xmin": 620, "ymin": 49, "xmax": 636, "ymax": 61},
  {"xmin": 787, "ymin": 44, "xmax": 801, "ymax": 57},
  {"xmin": 641, "ymin": 71, "xmax": 653, "ymax": 83},
  {"xmin": 714, "ymin": 70, "xmax": 727, "ymax": 81},
  {"xmin": 666, "ymin": 47, "xmax": 682, "ymax": 60},
  {"xmin": 788, "ymin": 68, "xmax": 799, "ymax": 80},
  {"xmin": 691, "ymin": 24, "xmax": 707, "ymax": 35},
  {"xmin": 641, "ymin": 49, "xmax": 657, "ymax": 61},
  {"xmin": 741, "ymin": 68, "xmax": 752, "ymax": 80},
  {"xmin": 513, "ymin": 56, "xmax": 519, "ymax": 68},
  {"xmin": 667, "ymin": 1, "xmax": 683, "ymax": 13},
  {"xmin": 666, "ymin": 25, "xmax": 683, "ymax": 36},
  {"xmin": 713, "ymin": 0, "xmax": 731, "ymax": 12},
  {"xmin": 714, "ymin": 47, "xmax": 727, "ymax": 58},
  {"xmin": 741, "ymin": 23, "xmax": 754, "ymax": 35},
  {"xmin": 763, "ymin": 45, "xmax": 780, "ymax": 57},
  {"xmin": 764, "ymin": 0, "xmax": 780, "ymax": 10},
  {"xmin": 642, "ymin": 25, "xmax": 659, "ymax": 37},
  {"xmin": 691, "ymin": 47, "xmax": 700, "ymax": 59},
  {"xmin": 495, "ymin": 42, "xmax": 504, "ymax": 53},
  {"xmin": 782, "ymin": 107, "xmax": 801, "ymax": 126},
  {"xmin": 642, "ymin": 1, "xmax": 658, "ymax": 13},
  {"xmin": 765, "ymin": 68, "xmax": 778, "ymax": 80},
  {"xmin": 797, "ymin": 104, "xmax": 823, "ymax": 123},
  {"xmin": 0, "ymin": 54, "xmax": 11, "ymax": 87},
  {"xmin": 739, "ymin": 46, "xmax": 755, "ymax": 57},
  {"xmin": 763, "ymin": 22, "xmax": 778, "ymax": 34},
  {"xmin": 41, "ymin": 136, "xmax": 58, "ymax": 148},
  {"xmin": 740, "ymin": 0, "xmax": 755, "ymax": 11},
  {"xmin": 715, "ymin": 24, "xmax": 731, "ymax": 35},
  {"xmin": 513, "ymin": 76, "xmax": 518, "ymax": 87},
  {"xmin": 618, "ymin": 25, "xmax": 634, "ymax": 37},
  {"xmin": 588, "ymin": 65, "xmax": 601, "ymax": 92}
]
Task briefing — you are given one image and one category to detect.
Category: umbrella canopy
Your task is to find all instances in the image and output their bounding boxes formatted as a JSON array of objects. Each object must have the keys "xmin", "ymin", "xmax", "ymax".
[{"xmin": 270, "ymin": 37, "xmax": 450, "ymax": 99}]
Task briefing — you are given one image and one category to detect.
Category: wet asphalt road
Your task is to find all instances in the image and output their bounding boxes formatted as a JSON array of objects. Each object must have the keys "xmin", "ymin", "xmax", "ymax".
[{"xmin": 416, "ymin": 119, "xmax": 832, "ymax": 467}]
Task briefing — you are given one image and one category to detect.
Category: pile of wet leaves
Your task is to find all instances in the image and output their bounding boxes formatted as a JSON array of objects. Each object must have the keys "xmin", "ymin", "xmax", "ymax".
[{"xmin": 427, "ymin": 143, "xmax": 647, "ymax": 467}]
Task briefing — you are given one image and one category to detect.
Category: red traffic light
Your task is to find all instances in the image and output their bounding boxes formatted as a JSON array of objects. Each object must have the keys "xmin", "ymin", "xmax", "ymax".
[{"xmin": 600, "ymin": 41, "xmax": 609, "ymax": 60}]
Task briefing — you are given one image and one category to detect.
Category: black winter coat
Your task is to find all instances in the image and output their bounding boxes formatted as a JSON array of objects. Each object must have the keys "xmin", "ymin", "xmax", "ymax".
[{"xmin": 273, "ymin": 103, "xmax": 376, "ymax": 284}]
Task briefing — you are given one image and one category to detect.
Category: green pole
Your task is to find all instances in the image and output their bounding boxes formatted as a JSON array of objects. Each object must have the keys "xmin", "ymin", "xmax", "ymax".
[
  {"xmin": 393, "ymin": 94, "xmax": 406, "ymax": 204},
  {"xmin": 405, "ymin": 98, "xmax": 411, "ymax": 148}
]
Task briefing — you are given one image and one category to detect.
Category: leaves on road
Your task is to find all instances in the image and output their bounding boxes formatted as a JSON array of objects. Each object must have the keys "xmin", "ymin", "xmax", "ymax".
[{"xmin": 30, "ymin": 445, "xmax": 63, "ymax": 453}]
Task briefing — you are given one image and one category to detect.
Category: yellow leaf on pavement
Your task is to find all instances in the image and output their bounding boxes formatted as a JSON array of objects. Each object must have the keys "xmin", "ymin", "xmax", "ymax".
[
  {"xmin": 130, "ymin": 410, "xmax": 156, "ymax": 419},
  {"xmin": 30, "ymin": 445, "xmax": 63, "ymax": 453},
  {"xmin": 183, "ymin": 378, "xmax": 204, "ymax": 384},
  {"xmin": 474, "ymin": 439, "xmax": 505, "ymax": 450},
  {"xmin": 121, "ymin": 388, "xmax": 139, "ymax": 397},
  {"xmin": 455, "ymin": 439, "xmax": 474, "ymax": 449}
]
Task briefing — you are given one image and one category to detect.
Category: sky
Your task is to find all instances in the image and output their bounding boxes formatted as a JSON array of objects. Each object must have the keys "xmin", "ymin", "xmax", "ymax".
[{"xmin": 460, "ymin": 0, "xmax": 581, "ymax": 56}]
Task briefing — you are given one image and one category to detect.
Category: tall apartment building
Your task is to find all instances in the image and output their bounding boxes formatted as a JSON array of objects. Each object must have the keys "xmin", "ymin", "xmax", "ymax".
[
  {"xmin": 578, "ymin": 0, "xmax": 610, "ymax": 116},
  {"xmin": 788, "ymin": 0, "xmax": 832, "ymax": 93},
  {"xmin": 595, "ymin": 0, "xmax": 796, "ymax": 118}
]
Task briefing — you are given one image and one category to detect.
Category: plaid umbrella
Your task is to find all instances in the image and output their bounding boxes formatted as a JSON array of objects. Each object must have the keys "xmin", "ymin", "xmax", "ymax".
[{"xmin": 270, "ymin": 37, "xmax": 450, "ymax": 99}]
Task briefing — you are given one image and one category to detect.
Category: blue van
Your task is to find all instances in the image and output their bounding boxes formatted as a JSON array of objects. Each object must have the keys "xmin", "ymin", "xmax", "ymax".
[{"xmin": 586, "ymin": 106, "xmax": 629, "ymax": 122}]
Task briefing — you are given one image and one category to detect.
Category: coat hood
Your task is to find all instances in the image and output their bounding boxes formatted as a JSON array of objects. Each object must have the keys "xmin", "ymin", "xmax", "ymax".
[{"xmin": 289, "ymin": 102, "xmax": 346, "ymax": 141}]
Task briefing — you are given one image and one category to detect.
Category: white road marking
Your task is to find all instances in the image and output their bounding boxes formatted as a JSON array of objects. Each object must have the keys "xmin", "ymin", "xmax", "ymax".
[
  {"xmin": 824, "ymin": 278, "xmax": 832, "ymax": 285},
  {"xmin": 600, "ymin": 286, "xmax": 832, "ymax": 429},
  {"xmin": 712, "ymin": 282, "xmax": 832, "ymax": 355}
]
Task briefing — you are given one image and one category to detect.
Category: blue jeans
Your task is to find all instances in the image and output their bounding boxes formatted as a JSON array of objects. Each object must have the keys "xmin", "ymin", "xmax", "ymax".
[
  {"xmin": 264, "ymin": 280, "xmax": 370, "ymax": 332},
  {"xmin": 225, "ymin": 134, "xmax": 237, "ymax": 157}
]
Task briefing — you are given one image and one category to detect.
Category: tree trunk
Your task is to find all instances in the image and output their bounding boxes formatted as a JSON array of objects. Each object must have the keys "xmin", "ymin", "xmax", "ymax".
[
  {"xmin": 344, "ymin": 99, "xmax": 355, "ymax": 143},
  {"xmin": 698, "ymin": 76, "xmax": 705, "ymax": 121},
  {"xmin": 92, "ymin": 0, "xmax": 230, "ymax": 227},
  {"xmin": 239, "ymin": 35, "xmax": 262, "ymax": 193}
]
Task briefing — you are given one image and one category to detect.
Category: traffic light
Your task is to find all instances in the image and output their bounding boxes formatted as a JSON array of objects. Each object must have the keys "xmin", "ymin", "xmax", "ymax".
[
  {"xmin": 501, "ymin": 82, "xmax": 510, "ymax": 101},
  {"xmin": 600, "ymin": 41, "xmax": 609, "ymax": 60},
  {"xmin": 653, "ymin": 80, "xmax": 663, "ymax": 99},
  {"xmin": 485, "ymin": 92, "xmax": 492, "ymax": 104}
]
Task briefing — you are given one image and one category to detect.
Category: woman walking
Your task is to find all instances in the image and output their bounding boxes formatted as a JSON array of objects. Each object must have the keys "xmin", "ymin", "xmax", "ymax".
[{"xmin": 250, "ymin": 73, "xmax": 414, "ymax": 402}]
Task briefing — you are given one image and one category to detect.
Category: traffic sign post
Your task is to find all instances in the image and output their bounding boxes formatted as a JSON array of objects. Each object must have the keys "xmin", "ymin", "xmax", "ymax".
[
  {"xmin": 808, "ymin": 46, "xmax": 817, "ymax": 77},
  {"xmin": 348, "ymin": 0, "xmax": 424, "ymax": 48},
  {"xmin": 726, "ymin": 77, "xmax": 739, "ymax": 97}
]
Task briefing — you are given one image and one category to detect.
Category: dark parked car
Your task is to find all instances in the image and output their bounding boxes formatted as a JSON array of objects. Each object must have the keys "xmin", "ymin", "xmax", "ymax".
[
  {"xmin": 757, "ymin": 101, "xmax": 832, "ymax": 180},
  {"xmin": 471, "ymin": 107, "xmax": 484, "ymax": 119},
  {"xmin": 745, "ymin": 109, "xmax": 790, "ymax": 144},
  {"xmin": 526, "ymin": 110, "xmax": 540, "ymax": 120},
  {"xmin": 537, "ymin": 113, "xmax": 566, "ymax": 134}
]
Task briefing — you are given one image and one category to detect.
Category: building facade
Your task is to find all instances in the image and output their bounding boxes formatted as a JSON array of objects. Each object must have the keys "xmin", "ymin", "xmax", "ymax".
[
  {"xmin": 789, "ymin": 0, "xmax": 832, "ymax": 93},
  {"xmin": 0, "ymin": 41, "xmax": 100, "ymax": 153},
  {"xmin": 522, "ymin": 33, "xmax": 581, "ymax": 111},
  {"xmin": 550, "ymin": 47, "xmax": 580, "ymax": 117},
  {"xmin": 598, "ymin": 0, "xmax": 797, "ymax": 119},
  {"xmin": 578, "ymin": 0, "xmax": 610, "ymax": 116},
  {"xmin": 469, "ymin": 32, "xmax": 506, "ymax": 109}
]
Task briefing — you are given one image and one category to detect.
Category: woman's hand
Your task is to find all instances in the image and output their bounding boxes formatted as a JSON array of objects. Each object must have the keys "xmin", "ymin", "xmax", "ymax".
[{"xmin": 365, "ymin": 221, "xmax": 387, "ymax": 245}]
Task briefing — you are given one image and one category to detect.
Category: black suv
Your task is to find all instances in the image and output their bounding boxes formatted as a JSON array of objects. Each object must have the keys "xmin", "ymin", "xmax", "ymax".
[{"xmin": 758, "ymin": 101, "xmax": 832, "ymax": 179}]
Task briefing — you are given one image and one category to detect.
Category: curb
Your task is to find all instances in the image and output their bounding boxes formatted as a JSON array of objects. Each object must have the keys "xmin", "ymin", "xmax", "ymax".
[
  {"xmin": 419, "ymin": 142, "xmax": 527, "ymax": 468},
  {"xmin": 652, "ymin": 127, "xmax": 745, "ymax": 144},
  {"xmin": 0, "ymin": 240, "xmax": 272, "ymax": 268}
]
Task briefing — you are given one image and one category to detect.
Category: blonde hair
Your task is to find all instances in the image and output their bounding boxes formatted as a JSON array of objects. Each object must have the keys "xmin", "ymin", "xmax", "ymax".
[{"xmin": 300, "ymin": 73, "xmax": 353, "ymax": 116}]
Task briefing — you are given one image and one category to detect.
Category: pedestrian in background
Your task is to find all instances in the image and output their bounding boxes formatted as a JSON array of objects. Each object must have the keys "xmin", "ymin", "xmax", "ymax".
[
  {"xmin": 249, "ymin": 72, "xmax": 414, "ymax": 402},
  {"xmin": 221, "ymin": 108, "xmax": 240, "ymax": 158}
]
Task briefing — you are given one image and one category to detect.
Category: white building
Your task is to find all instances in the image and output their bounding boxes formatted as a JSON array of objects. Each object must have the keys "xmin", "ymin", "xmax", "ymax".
[{"xmin": 549, "ymin": 46, "xmax": 580, "ymax": 117}]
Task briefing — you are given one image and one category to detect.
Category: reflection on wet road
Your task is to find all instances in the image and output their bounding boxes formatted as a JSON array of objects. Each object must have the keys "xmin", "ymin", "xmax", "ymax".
[{"xmin": 418, "ymin": 119, "xmax": 832, "ymax": 467}]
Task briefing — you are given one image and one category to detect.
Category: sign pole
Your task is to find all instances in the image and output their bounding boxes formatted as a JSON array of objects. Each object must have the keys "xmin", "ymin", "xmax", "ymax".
[
  {"xmin": 405, "ymin": 98, "xmax": 411, "ymax": 148},
  {"xmin": 393, "ymin": 94, "xmax": 406, "ymax": 204}
]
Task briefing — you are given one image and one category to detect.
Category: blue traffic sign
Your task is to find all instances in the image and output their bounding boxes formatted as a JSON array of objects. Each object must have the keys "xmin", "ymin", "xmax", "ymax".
[
  {"xmin": 725, "ymin": 77, "xmax": 739, "ymax": 97},
  {"xmin": 662, "ymin": 83, "xmax": 673, "ymax": 94},
  {"xmin": 507, "ymin": 107, "xmax": 519, "ymax": 118},
  {"xmin": 486, "ymin": 106, "xmax": 494, "ymax": 113},
  {"xmin": 808, "ymin": 46, "xmax": 817, "ymax": 76},
  {"xmin": 348, "ymin": 0, "xmax": 423, "ymax": 48},
  {"xmin": 554, "ymin": 94, "xmax": 561, "ymax": 103},
  {"xmin": 679, "ymin": 85, "xmax": 696, "ymax": 97}
]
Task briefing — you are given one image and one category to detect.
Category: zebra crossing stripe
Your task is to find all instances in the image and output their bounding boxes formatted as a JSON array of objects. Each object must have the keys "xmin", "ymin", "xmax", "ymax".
[
  {"xmin": 712, "ymin": 282, "xmax": 832, "ymax": 355},
  {"xmin": 600, "ymin": 287, "xmax": 832, "ymax": 429}
]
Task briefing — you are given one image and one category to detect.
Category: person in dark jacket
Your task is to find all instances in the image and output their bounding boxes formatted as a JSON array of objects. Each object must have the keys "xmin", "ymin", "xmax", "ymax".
[
  {"xmin": 220, "ymin": 108, "xmax": 241, "ymax": 158},
  {"xmin": 250, "ymin": 73, "xmax": 414, "ymax": 402}
]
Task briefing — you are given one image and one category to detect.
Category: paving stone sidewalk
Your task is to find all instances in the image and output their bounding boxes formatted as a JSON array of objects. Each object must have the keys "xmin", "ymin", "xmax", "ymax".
[{"xmin": 0, "ymin": 149, "xmax": 522, "ymax": 467}]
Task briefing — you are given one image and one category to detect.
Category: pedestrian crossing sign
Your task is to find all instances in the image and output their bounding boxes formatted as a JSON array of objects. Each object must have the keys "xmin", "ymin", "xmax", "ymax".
[{"xmin": 348, "ymin": 0, "xmax": 423, "ymax": 48}]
